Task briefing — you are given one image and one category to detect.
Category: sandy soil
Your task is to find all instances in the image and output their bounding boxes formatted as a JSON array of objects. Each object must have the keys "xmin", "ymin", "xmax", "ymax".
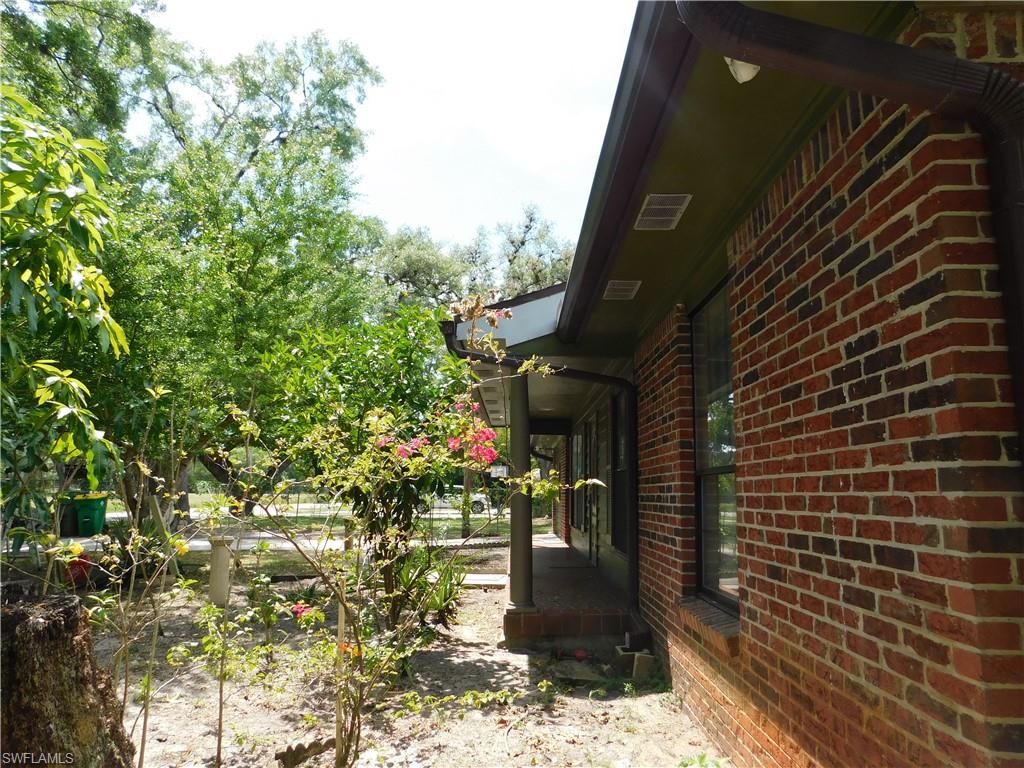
[{"xmin": 103, "ymin": 562, "xmax": 720, "ymax": 768}]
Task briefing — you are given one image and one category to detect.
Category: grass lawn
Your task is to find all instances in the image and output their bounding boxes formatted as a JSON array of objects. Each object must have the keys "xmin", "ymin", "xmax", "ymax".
[
  {"xmin": 177, "ymin": 541, "xmax": 510, "ymax": 583},
  {"xmin": 178, "ymin": 548, "xmax": 320, "ymax": 580},
  {"xmin": 247, "ymin": 513, "xmax": 551, "ymax": 540},
  {"xmin": 415, "ymin": 514, "xmax": 552, "ymax": 539}
]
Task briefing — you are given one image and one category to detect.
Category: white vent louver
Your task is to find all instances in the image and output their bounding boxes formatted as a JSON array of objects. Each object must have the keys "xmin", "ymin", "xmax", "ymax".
[
  {"xmin": 603, "ymin": 280, "xmax": 642, "ymax": 301},
  {"xmin": 633, "ymin": 193, "xmax": 692, "ymax": 231}
]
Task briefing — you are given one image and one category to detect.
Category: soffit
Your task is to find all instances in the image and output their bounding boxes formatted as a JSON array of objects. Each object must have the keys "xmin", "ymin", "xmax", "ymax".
[{"xmin": 573, "ymin": 1, "xmax": 912, "ymax": 354}]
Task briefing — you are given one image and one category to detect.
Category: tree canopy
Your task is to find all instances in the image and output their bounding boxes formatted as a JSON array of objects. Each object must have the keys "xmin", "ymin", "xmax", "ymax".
[
  {"xmin": 1, "ymin": 3, "xmax": 577, "ymax": 520},
  {"xmin": 1, "ymin": 85, "xmax": 124, "ymax": 513}
]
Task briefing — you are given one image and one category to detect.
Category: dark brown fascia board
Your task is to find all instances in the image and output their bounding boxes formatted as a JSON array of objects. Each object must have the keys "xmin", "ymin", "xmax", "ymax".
[
  {"xmin": 487, "ymin": 282, "xmax": 566, "ymax": 311},
  {"xmin": 556, "ymin": 1, "xmax": 698, "ymax": 344},
  {"xmin": 677, "ymin": 0, "xmax": 1024, "ymax": 456}
]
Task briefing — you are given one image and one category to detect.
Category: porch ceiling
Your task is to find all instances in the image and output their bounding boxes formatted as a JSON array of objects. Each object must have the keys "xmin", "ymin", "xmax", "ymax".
[
  {"xmin": 525, "ymin": 0, "xmax": 911, "ymax": 359},
  {"xmin": 469, "ymin": 355, "xmax": 627, "ymax": 427},
  {"xmin": 459, "ymin": 1, "xmax": 912, "ymax": 424}
]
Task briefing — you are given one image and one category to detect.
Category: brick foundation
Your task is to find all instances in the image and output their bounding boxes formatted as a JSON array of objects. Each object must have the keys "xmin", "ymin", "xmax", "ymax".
[
  {"xmin": 634, "ymin": 8, "xmax": 1024, "ymax": 768},
  {"xmin": 503, "ymin": 608, "xmax": 630, "ymax": 641}
]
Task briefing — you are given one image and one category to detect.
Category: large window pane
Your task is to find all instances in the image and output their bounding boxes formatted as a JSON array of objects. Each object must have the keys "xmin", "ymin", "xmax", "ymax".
[
  {"xmin": 693, "ymin": 283, "xmax": 737, "ymax": 606},
  {"xmin": 700, "ymin": 473, "xmax": 738, "ymax": 599},
  {"xmin": 694, "ymin": 287, "xmax": 734, "ymax": 469}
]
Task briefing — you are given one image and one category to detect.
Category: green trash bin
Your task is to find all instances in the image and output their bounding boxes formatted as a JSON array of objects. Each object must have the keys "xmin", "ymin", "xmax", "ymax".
[{"xmin": 69, "ymin": 493, "xmax": 108, "ymax": 536}]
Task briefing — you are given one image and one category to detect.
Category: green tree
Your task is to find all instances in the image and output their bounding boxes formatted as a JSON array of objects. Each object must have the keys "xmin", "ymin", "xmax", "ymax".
[
  {"xmin": 367, "ymin": 225, "xmax": 476, "ymax": 308},
  {"xmin": 62, "ymin": 33, "xmax": 382, "ymax": 518},
  {"xmin": 0, "ymin": 0, "xmax": 160, "ymax": 138},
  {"xmin": 1, "ymin": 85, "xmax": 125, "ymax": 519},
  {"xmin": 496, "ymin": 204, "xmax": 572, "ymax": 298},
  {"xmin": 364, "ymin": 206, "xmax": 574, "ymax": 309},
  {"xmin": 260, "ymin": 306, "xmax": 464, "ymax": 465}
]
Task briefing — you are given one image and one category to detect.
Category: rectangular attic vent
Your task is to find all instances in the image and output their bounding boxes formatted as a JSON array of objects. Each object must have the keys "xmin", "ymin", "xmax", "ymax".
[
  {"xmin": 633, "ymin": 193, "xmax": 692, "ymax": 231},
  {"xmin": 603, "ymin": 280, "xmax": 642, "ymax": 300}
]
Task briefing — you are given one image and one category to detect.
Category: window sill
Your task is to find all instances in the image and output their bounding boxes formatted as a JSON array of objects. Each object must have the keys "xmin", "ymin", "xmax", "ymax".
[{"xmin": 677, "ymin": 596, "xmax": 740, "ymax": 661}]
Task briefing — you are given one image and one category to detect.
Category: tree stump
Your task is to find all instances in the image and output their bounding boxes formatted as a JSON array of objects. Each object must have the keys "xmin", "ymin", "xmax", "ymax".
[{"xmin": 1, "ymin": 594, "xmax": 134, "ymax": 767}]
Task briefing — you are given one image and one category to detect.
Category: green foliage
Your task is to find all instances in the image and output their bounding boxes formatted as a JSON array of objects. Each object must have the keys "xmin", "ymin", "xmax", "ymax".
[
  {"xmin": 260, "ymin": 306, "xmax": 460, "ymax": 454},
  {"xmin": 398, "ymin": 688, "xmax": 522, "ymax": 718},
  {"xmin": 0, "ymin": 0, "xmax": 160, "ymax": 137},
  {"xmin": 390, "ymin": 548, "xmax": 465, "ymax": 629},
  {"xmin": 679, "ymin": 753, "xmax": 731, "ymax": 768},
  {"xmin": 1, "ymin": 87, "xmax": 125, "ymax": 353},
  {"xmin": 243, "ymin": 543, "xmax": 287, "ymax": 644},
  {"xmin": 536, "ymin": 678, "xmax": 557, "ymax": 708},
  {"xmin": 62, "ymin": 30, "xmax": 382, "ymax": 517},
  {"xmin": 1, "ymin": 85, "xmax": 123, "ymax": 520},
  {"xmin": 367, "ymin": 226, "xmax": 475, "ymax": 307},
  {"xmin": 364, "ymin": 205, "xmax": 574, "ymax": 308},
  {"xmin": 168, "ymin": 604, "xmax": 251, "ymax": 678},
  {"xmin": 495, "ymin": 204, "xmax": 573, "ymax": 298}
]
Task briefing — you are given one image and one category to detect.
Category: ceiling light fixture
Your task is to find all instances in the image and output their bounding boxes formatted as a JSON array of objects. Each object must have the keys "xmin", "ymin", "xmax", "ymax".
[{"xmin": 725, "ymin": 57, "xmax": 760, "ymax": 83}]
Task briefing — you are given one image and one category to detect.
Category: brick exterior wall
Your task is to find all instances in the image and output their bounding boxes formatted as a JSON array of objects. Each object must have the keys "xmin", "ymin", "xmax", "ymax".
[
  {"xmin": 634, "ymin": 8, "xmax": 1023, "ymax": 768},
  {"xmin": 636, "ymin": 306, "xmax": 697, "ymax": 645}
]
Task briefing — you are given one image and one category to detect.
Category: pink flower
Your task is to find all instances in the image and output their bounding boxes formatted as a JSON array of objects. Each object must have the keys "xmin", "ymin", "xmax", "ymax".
[
  {"xmin": 375, "ymin": 436, "xmax": 395, "ymax": 447},
  {"xmin": 471, "ymin": 402, "xmax": 480, "ymax": 413},
  {"xmin": 447, "ymin": 437, "xmax": 462, "ymax": 451},
  {"xmin": 292, "ymin": 602, "xmax": 312, "ymax": 619},
  {"xmin": 396, "ymin": 444, "xmax": 411, "ymax": 459},
  {"xmin": 409, "ymin": 436, "xmax": 430, "ymax": 451},
  {"xmin": 468, "ymin": 444, "xmax": 499, "ymax": 465},
  {"xmin": 471, "ymin": 427, "xmax": 497, "ymax": 443},
  {"xmin": 454, "ymin": 402, "xmax": 465, "ymax": 412}
]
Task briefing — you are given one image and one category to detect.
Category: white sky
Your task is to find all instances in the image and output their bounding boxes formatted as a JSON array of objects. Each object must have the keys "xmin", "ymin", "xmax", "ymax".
[{"xmin": 153, "ymin": 0, "xmax": 638, "ymax": 247}]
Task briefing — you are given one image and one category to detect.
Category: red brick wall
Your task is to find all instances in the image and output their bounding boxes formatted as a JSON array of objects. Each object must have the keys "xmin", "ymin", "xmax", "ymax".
[
  {"xmin": 636, "ymin": 306, "xmax": 697, "ymax": 643},
  {"xmin": 635, "ymin": 8, "xmax": 1023, "ymax": 768}
]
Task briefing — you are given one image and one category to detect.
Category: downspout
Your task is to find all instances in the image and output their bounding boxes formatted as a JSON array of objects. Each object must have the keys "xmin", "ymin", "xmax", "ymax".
[
  {"xmin": 440, "ymin": 320, "xmax": 643, "ymax": 612},
  {"xmin": 675, "ymin": 0, "xmax": 1024, "ymax": 453}
]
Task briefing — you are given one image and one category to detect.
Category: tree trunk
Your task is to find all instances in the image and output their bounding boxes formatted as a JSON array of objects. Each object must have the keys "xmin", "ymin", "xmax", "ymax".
[
  {"xmin": 121, "ymin": 447, "xmax": 151, "ymax": 525},
  {"xmin": 1, "ymin": 595, "xmax": 134, "ymax": 767},
  {"xmin": 198, "ymin": 452, "xmax": 250, "ymax": 514},
  {"xmin": 175, "ymin": 461, "xmax": 191, "ymax": 515},
  {"xmin": 197, "ymin": 452, "xmax": 291, "ymax": 517},
  {"xmin": 461, "ymin": 468, "xmax": 474, "ymax": 539}
]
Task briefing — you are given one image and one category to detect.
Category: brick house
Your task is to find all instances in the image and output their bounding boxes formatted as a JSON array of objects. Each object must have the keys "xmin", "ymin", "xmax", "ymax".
[{"xmin": 444, "ymin": 3, "xmax": 1022, "ymax": 766}]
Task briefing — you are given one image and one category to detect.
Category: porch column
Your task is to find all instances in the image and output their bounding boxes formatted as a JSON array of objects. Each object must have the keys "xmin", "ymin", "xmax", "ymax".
[{"xmin": 508, "ymin": 373, "xmax": 535, "ymax": 610}]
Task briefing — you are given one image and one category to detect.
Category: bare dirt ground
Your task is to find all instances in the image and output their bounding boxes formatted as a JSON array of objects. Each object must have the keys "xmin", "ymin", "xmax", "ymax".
[{"xmin": 102, "ymin": 556, "xmax": 720, "ymax": 768}]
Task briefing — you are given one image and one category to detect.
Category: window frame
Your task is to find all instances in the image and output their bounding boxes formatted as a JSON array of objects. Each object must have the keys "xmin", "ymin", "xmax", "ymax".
[{"xmin": 691, "ymin": 277, "xmax": 739, "ymax": 613}]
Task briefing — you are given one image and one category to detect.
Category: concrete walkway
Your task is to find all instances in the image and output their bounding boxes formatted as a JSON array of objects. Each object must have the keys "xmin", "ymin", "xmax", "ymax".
[{"xmin": 461, "ymin": 573, "xmax": 507, "ymax": 588}]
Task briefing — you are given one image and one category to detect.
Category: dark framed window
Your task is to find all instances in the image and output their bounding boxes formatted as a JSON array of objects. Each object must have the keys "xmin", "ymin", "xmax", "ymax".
[
  {"xmin": 611, "ymin": 393, "xmax": 628, "ymax": 552},
  {"xmin": 693, "ymin": 282, "xmax": 737, "ymax": 608},
  {"xmin": 571, "ymin": 430, "xmax": 585, "ymax": 530}
]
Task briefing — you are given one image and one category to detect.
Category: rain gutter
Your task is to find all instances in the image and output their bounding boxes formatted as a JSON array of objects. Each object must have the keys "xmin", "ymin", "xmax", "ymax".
[
  {"xmin": 675, "ymin": 0, "xmax": 1024, "ymax": 452},
  {"xmin": 556, "ymin": 2, "xmax": 699, "ymax": 344}
]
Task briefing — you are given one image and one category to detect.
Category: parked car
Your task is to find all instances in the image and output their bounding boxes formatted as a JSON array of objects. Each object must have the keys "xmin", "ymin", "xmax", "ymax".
[{"xmin": 440, "ymin": 485, "xmax": 490, "ymax": 514}]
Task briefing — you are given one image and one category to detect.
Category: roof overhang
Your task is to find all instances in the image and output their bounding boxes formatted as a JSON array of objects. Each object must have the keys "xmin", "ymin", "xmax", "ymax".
[
  {"xmin": 453, "ymin": 284, "xmax": 565, "ymax": 350},
  {"xmin": 449, "ymin": 284, "xmax": 628, "ymax": 427},
  {"xmin": 445, "ymin": 1, "xmax": 913, "ymax": 427},
  {"xmin": 556, "ymin": 1, "xmax": 912, "ymax": 354}
]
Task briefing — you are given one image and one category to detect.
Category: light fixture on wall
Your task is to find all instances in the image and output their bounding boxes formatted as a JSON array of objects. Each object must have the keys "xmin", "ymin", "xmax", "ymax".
[{"xmin": 724, "ymin": 57, "xmax": 760, "ymax": 83}]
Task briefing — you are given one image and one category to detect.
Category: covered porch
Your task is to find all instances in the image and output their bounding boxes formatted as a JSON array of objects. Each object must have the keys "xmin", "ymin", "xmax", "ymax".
[
  {"xmin": 502, "ymin": 533, "xmax": 631, "ymax": 642},
  {"xmin": 442, "ymin": 286, "xmax": 639, "ymax": 644}
]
